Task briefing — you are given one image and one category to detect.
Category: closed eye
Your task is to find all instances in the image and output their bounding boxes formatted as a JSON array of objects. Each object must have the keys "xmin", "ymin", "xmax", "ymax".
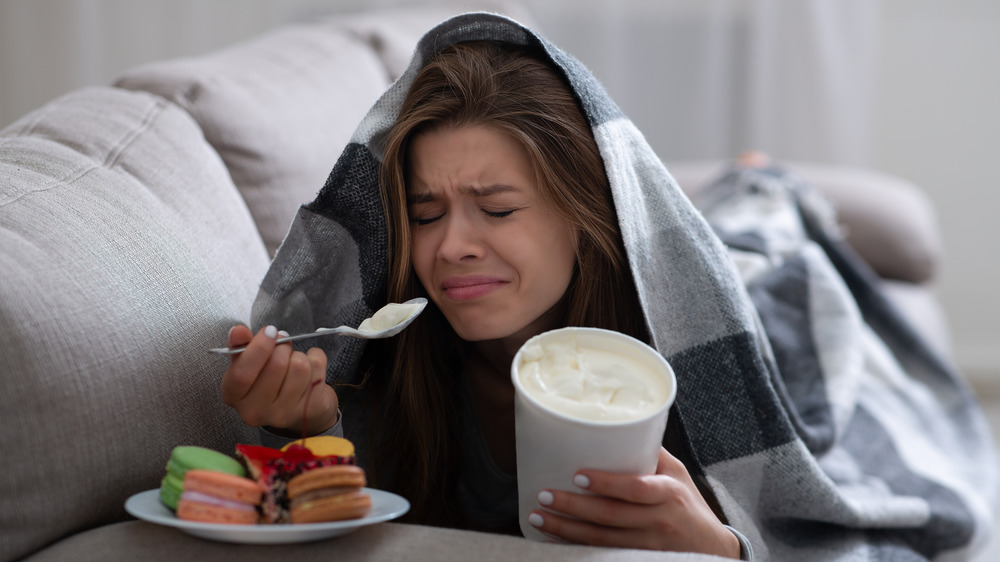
[
  {"xmin": 409, "ymin": 206, "xmax": 519, "ymax": 226},
  {"xmin": 483, "ymin": 209, "xmax": 516, "ymax": 219},
  {"xmin": 412, "ymin": 214, "xmax": 442, "ymax": 226}
]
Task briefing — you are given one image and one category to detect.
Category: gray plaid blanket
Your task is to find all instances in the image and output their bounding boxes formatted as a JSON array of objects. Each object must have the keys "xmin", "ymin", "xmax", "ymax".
[{"xmin": 252, "ymin": 12, "xmax": 997, "ymax": 561}]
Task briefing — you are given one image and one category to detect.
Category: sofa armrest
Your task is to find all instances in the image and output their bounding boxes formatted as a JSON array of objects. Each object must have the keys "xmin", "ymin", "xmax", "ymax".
[{"xmin": 666, "ymin": 160, "xmax": 944, "ymax": 286}]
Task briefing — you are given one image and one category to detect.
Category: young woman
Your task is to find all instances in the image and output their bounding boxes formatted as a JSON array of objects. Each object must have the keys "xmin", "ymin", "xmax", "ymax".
[
  {"xmin": 222, "ymin": 38, "xmax": 741, "ymax": 558},
  {"xmin": 221, "ymin": 12, "xmax": 994, "ymax": 562}
]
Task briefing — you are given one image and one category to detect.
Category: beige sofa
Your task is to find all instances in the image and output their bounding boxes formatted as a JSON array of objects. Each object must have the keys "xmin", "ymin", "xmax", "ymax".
[{"xmin": 0, "ymin": 5, "xmax": 948, "ymax": 562}]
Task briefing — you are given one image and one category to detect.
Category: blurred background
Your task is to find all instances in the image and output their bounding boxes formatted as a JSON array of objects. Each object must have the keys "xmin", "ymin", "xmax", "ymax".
[{"xmin": 2, "ymin": 0, "xmax": 998, "ymax": 389}]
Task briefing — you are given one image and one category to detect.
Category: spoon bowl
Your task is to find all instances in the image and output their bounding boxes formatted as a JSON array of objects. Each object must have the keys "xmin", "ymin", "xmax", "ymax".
[{"xmin": 209, "ymin": 297, "xmax": 428, "ymax": 355}]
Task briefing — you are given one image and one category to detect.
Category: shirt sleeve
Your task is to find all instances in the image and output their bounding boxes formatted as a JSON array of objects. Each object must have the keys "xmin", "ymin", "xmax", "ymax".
[
  {"xmin": 257, "ymin": 409, "xmax": 344, "ymax": 449},
  {"xmin": 724, "ymin": 525, "xmax": 754, "ymax": 561}
]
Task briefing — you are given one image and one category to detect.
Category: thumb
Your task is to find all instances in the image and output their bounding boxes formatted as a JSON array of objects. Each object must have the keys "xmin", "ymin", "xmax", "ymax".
[{"xmin": 656, "ymin": 446, "xmax": 687, "ymax": 477}]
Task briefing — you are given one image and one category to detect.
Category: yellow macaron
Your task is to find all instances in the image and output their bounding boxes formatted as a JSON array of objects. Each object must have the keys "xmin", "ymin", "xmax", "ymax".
[{"xmin": 280, "ymin": 436, "xmax": 355, "ymax": 457}]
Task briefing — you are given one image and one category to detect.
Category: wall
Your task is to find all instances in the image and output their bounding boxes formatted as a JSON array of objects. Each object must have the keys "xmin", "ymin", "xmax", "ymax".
[
  {"xmin": 1, "ymin": 0, "xmax": 997, "ymax": 383},
  {"xmin": 0, "ymin": 0, "xmax": 410, "ymax": 126},
  {"xmin": 872, "ymin": 0, "xmax": 1000, "ymax": 383}
]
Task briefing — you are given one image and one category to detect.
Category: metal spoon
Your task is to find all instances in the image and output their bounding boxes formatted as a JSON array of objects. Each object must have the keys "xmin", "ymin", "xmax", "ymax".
[{"xmin": 208, "ymin": 297, "xmax": 428, "ymax": 355}]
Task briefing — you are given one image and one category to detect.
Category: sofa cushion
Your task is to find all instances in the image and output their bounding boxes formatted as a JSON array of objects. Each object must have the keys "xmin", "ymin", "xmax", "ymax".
[
  {"xmin": 0, "ymin": 87, "xmax": 267, "ymax": 560},
  {"xmin": 24, "ymin": 521, "xmax": 731, "ymax": 562},
  {"xmin": 114, "ymin": 23, "xmax": 391, "ymax": 257}
]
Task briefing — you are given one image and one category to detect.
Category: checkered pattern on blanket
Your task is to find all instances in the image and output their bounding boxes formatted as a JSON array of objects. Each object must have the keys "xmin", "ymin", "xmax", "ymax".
[{"xmin": 252, "ymin": 12, "xmax": 997, "ymax": 561}]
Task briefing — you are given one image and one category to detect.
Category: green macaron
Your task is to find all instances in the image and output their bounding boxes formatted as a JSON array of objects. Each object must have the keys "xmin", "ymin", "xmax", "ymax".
[{"xmin": 159, "ymin": 446, "xmax": 246, "ymax": 510}]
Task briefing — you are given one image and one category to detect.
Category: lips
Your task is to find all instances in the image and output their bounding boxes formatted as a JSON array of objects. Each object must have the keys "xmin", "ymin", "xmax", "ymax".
[{"xmin": 440, "ymin": 275, "xmax": 508, "ymax": 301}]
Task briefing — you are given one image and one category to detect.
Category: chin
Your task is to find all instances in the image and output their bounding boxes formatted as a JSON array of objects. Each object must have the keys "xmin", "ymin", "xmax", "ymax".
[
  {"xmin": 448, "ymin": 315, "xmax": 554, "ymax": 347},
  {"xmin": 445, "ymin": 312, "xmax": 517, "ymax": 342},
  {"xmin": 450, "ymin": 323, "xmax": 507, "ymax": 342},
  {"xmin": 440, "ymin": 301, "xmax": 564, "ymax": 344}
]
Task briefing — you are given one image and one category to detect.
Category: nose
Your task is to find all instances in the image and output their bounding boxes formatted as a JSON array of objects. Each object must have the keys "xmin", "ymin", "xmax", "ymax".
[{"xmin": 437, "ymin": 209, "xmax": 485, "ymax": 263}]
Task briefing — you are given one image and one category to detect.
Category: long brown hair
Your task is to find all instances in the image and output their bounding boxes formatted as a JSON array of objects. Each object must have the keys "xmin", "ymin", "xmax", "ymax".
[{"xmin": 366, "ymin": 40, "xmax": 648, "ymax": 527}]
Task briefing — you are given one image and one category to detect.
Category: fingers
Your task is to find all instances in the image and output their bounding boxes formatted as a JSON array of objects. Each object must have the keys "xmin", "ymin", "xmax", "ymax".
[
  {"xmin": 530, "ymin": 499, "xmax": 740, "ymax": 557},
  {"xmin": 220, "ymin": 326, "xmax": 337, "ymax": 433},
  {"xmin": 573, "ymin": 448, "xmax": 685, "ymax": 506},
  {"xmin": 241, "ymin": 346, "xmax": 313, "ymax": 428},
  {"xmin": 534, "ymin": 490, "xmax": 641, "ymax": 534},
  {"xmin": 530, "ymin": 448, "xmax": 742, "ymax": 557},
  {"xmin": 305, "ymin": 347, "xmax": 329, "ymax": 395},
  {"xmin": 534, "ymin": 473, "xmax": 681, "ymax": 531},
  {"xmin": 263, "ymin": 348, "xmax": 337, "ymax": 434},
  {"xmin": 529, "ymin": 507, "xmax": 648, "ymax": 549},
  {"xmin": 655, "ymin": 447, "xmax": 690, "ymax": 478},
  {"xmin": 226, "ymin": 324, "xmax": 253, "ymax": 349},
  {"xmin": 263, "ymin": 351, "xmax": 318, "ymax": 426},
  {"xmin": 526, "ymin": 450, "xmax": 676, "ymax": 547},
  {"xmin": 221, "ymin": 325, "xmax": 281, "ymax": 406},
  {"xmin": 301, "ymin": 348, "xmax": 338, "ymax": 433}
]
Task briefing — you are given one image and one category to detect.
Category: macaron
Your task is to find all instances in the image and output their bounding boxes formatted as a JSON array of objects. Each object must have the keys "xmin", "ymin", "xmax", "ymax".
[
  {"xmin": 160, "ymin": 446, "xmax": 246, "ymax": 511},
  {"xmin": 280, "ymin": 436, "xmax": 355, "ymax": 458},
  {"xmin": 237, "ymin": 440, "xmax": 356, "ymax": 524},
  {"xmin": 176, "ymin": 469, "xmax": 261, "ymax": 525},
  {"xmin": 287, "ymin": 465, "xmax": 371, "ymax": 523}
]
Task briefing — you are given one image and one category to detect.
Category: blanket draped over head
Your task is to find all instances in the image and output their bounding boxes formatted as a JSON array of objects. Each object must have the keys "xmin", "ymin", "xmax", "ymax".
[{"xmin": 252, "ymin": 12, "xmax": 997, "ymax": 561}]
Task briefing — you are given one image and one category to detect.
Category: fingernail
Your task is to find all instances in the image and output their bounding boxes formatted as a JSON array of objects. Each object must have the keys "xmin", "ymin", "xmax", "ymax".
[
  {"xmin": 228, "ymin": 326, "xmax": 237, "ymax": 340},
  {"xmin": 537, "ymin": 490, "xmax": 554, "ymax": 506},
  {"xmin": 278, "ymin": 330, "xmax": 289, "ymax": 337},
  {"xmin": 528, "ymin": 512, "xmax": 544, "ymax": 528},
  {"xmin": 264, "ymin": 325, "xmax": 277, "ymax": 338},
  {"xmin": 573, "ymin": 474, "xmax": 590, "ymax": 488}
]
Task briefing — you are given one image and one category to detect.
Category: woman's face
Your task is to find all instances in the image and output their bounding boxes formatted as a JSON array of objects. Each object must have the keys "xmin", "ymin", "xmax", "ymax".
[{"xmin": 407, "ymin": 125, "xmax": 578, "ymax": 344}]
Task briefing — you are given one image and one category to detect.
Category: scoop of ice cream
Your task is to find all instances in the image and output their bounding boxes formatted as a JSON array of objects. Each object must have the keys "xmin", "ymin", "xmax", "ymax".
[
  {"xmin": 357, "ymin": 301, "xmax": 422, "ymax": 333},
  {"xmin": 517, "ymin": 334, "xmax": 669, "ymax": 422}
]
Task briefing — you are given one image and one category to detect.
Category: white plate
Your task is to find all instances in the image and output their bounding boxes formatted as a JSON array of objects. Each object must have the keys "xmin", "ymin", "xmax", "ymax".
[{"xmin": 125, "ymin": 488, "xmax": 409, "ymax": 544}]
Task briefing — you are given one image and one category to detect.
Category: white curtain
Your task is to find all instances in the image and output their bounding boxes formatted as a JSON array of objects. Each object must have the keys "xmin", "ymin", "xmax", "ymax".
[
  {"xmin": 0, "ymin": 0, "xmax": 331, "ymax": 129},
  {"xmin": 531, "ymin": 0, "xmax": 882, "ymax": 165},
  {"xmin": 2, "ymin": 0, "xmax": 881, "ymax": 165}
]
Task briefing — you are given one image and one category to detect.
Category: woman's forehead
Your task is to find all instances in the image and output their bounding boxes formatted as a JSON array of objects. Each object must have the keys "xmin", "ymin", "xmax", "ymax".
[{"xmin": 405, "ymin": 126, "xmax": 533, "ymax": 195}]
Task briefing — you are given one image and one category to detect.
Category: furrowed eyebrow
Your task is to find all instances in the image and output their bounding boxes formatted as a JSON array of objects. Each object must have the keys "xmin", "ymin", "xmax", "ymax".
[
  {"xmin": 407, "ymin": 192, "xmax": 437, "ymax": 205},
  {"xmin": 406, "ymin": 184, "xmax": 519, "ymax": 205},
  {"xmin": 464, "ymin": 184, "xmax": 519, "ymax": 197}
]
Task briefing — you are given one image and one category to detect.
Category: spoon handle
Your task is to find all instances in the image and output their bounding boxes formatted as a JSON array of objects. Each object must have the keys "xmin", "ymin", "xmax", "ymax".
[
  {"xmin": 207, "ymin": 327, "xmax": 349, "ymax": 355},
  {"xmin": 207, "ymin": 297, "xmax": 427, "ymax": 355}
]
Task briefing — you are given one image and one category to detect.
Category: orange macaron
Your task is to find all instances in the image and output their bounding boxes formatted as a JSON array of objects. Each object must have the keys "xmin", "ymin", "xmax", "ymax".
[
  {"xmin": 176, "ymin": 469, "xmax": 262, "ymax": 525},
  {"xmin": 287, "ymin": 465, "xmax": 371, "ymax": 524}
]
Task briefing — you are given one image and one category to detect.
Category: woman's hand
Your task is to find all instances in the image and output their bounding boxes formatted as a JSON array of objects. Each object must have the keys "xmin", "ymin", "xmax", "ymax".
[
  {"xmin": 220, "ymin": 325, "xmax": 339, "ymax": 436},
  {"xmin": 528, "ymin": 447, "xmax": 741, "ymax": 558}
]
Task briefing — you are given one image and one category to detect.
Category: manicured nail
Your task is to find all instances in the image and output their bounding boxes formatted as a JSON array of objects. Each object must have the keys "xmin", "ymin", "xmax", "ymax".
[
  {"xmin": 264, "ymin": 325, "xmax": 277, "ymax": 338},
  {"xmin": 573, "ymin": 474, "xmax": 590, "ymax": 488},
  {"xmin": 278, "ymin": 330, "xmax": 289, "ymax": 337},
  {"xmin": 537, "ymin": 490, "xmax": 554, "ymax": 506},
  {"xmin": 528, "ymin": 512, "xmax": 544, "ymax": 528}
]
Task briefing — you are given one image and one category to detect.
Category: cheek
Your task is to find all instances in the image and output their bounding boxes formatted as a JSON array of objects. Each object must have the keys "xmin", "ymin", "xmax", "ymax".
[
  {"xmin": 520, "ymin": 224, "xmax": 577, "ymax": 290},
  {"xmin": 553, "ymin": 236, "xmax": 578, "ymax": 287},
  {"xmin": 548, "ymin": 224, "xmax": 578, "ymax": 273}
]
